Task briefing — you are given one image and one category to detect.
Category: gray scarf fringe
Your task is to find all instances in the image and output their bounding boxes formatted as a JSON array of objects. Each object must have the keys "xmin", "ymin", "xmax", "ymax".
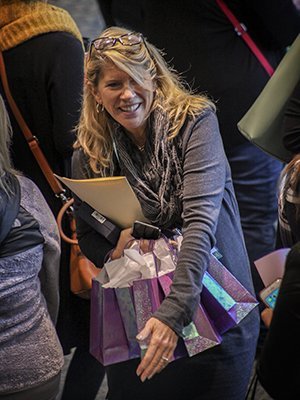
[{"xmin": 112, "ymin": 109, "xmax": 183, "ymax": 229}]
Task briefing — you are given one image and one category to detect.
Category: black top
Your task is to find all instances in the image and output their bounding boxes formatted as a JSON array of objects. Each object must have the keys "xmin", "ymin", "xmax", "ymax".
[
  {"xmin": 0, "ymin": 32, "xmax": 84, "ymax": 216},
  {"xmin": 258, "ymin": 242, "xmax": 300, "ymax": 398},
  {"xmin": 0, "ymin": 205, "xmax": 44, "ymax": 258},
  {"xmin": 0, "ymin": 173, "xmax": 44, "ymax": 263}
]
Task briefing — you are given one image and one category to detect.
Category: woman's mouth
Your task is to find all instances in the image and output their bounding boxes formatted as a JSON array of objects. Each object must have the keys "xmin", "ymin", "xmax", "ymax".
[{"xmin": 119, "ymin": 104, "xmax": 140, "ymax": 112}]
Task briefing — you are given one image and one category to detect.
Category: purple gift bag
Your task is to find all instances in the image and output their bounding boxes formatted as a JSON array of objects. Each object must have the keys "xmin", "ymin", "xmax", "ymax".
[
  {"xmin": 90, "ymin": 279, "xmax": 141, "ymax": 366},
  {"xmin": 202, "ymin": 255, "xmax": 258, "ymax": 334},
  {"xmin": 133, "ymin": 274, "xmax": 221, "ymax": 361},
  {"xmin": 89, "ymin": 241, "xmax": 257, "ymax": 366},
  {"xmin": 159, "ymin": 274, "xmax": 222, "ymax": 357},
  {"xmin": 90, "ymin": 272, "xmax": 221, "ymax": 366}
]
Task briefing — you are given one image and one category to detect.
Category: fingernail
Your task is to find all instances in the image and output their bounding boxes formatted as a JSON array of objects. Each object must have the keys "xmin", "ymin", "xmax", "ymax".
[
  {"xmin": 140, "ymin": 376, "xmax": 146, "ymax": 382},
  {"xmin": 148, "ymin": 374, "xmax": 153, "ymax": 380},
  {"xmin": 136, "ymin": 334, "xmax": 143, "ymax": 341}
]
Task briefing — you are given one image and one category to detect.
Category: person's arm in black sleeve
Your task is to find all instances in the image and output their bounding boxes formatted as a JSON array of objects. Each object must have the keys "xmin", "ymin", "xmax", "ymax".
[{"xmin": 71, "ymin": 149, "xmax": 115, "ymax": 267}]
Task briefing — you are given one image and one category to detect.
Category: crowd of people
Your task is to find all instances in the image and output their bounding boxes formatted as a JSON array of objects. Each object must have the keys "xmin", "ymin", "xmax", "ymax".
[{"xmin": 0, "ymin": 1, "xmax": 299, "ymax": 399}]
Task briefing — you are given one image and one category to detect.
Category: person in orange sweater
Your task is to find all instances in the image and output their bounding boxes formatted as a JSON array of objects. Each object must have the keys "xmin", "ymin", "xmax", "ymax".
[{"xmin": 0, "ymin": 1, "xmax": 105, "ymax": 399}]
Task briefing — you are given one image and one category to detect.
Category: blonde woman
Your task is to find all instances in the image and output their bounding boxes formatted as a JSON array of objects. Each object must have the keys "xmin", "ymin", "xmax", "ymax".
[{"xmin": 73, "ymin": 26, "xmax": 259, "ymax": 400}]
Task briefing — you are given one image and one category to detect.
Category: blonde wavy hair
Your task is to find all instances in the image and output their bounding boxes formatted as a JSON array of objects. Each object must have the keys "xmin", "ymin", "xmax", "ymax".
[{"xmin": 76, "ymin": 26, "xmax": 215, "ymax": 175}]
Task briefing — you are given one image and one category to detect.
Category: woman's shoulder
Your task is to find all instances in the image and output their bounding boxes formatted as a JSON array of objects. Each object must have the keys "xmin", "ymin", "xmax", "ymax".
[
  {"xmin": 181, "ymin": 107, "xmax": 219, "ymax": 142},
  {"xmin": 184, "ymin": 106, "xmax": 217, "ymax": 130},
  {"xmin": 72, "ymin": 147, "xmax": 84, "ymax": 164},
  {"xmin": 17, "ymin": 175, "xmax": 40, "ymax": 195},
  {"xmin": 39, "ymin": 31, "xmax": 83, "ymax": 51},
  {"xmin": 17, "ymin": 175, "xmax": 60, "ymax": 244},
  {"xmin": 178, "ymin": 106, "xmax": 226, "ymax": 162},
  {"xmin": 17, "ymin": 175, "xmax": 53, "ymax": 216},
  {"xmin": 72, "ymin": 148, "xmax": 98, "ymax": 179},
  {"xmin": 196, "ymin": 106, "xmax": 217, "ymax": 123},
  {"xmin": 72, "ymin": 148, "xmax": 88, "ymax": 177}
]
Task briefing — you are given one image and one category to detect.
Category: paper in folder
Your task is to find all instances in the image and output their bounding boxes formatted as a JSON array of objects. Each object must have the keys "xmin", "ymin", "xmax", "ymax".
[{"xmin": 55, "ymin": 175, "xmax": 148, "ymax": 229}]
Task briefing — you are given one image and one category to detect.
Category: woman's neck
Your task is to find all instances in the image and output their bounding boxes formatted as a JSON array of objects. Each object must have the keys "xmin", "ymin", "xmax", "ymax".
[{"xmin": 125, "ymin": 129, "xmax": 147, "ymax": 151}]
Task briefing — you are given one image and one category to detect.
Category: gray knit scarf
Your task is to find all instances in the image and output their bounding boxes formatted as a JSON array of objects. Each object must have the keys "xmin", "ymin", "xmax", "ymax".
[{"xmin": 112, "ymin": 109, "xmax": 183, "ymax": 229}]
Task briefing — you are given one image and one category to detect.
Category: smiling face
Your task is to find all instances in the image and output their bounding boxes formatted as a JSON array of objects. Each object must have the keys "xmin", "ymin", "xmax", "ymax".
[{"xmin": 93, "ymin": 63, "xmax": 155, "ymax": 139}]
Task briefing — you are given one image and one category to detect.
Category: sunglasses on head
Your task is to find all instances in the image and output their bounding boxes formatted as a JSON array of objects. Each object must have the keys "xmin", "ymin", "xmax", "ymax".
[{"xmin": 88, "ymin": 32, "xmax": 144, "ymax": 59}]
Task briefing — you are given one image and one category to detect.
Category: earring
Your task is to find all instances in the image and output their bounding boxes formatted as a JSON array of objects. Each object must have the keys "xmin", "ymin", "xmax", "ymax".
[{"xmin": 96, "ymin": 103, "xmax": 104, "ymax": 113}]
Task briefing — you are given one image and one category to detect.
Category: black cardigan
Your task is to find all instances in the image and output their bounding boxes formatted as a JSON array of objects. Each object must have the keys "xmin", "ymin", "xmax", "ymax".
[{"xmin": 0, "ymin": 31, "xmax": 84, "ymax": 216}]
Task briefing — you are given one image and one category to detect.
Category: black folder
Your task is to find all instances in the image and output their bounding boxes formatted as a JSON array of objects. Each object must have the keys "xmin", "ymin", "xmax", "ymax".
[{"xmin": 77, "ymin": 202, "xmax": 121, "ymax": 245}]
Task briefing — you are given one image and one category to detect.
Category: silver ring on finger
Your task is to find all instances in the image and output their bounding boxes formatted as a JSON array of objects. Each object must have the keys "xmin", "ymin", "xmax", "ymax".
[{"xmin": 161, "ymin": 355, "xmax": 169, "ymax": 363}]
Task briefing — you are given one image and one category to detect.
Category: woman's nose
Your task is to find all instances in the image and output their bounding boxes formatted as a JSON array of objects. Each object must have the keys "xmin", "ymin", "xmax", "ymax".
[{"xmin": 120, "ymin": 84, "xmax": 135, "ymax": 99}]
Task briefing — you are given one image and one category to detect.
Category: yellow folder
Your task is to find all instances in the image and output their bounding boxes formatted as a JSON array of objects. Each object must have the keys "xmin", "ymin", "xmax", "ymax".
[{"xmin": 55, "ymin": 175, "xmax": 147, "ymax": 229}]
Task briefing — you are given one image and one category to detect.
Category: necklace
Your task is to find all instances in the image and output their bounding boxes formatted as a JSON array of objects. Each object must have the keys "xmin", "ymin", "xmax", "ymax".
[{"xmin": 137, "ymin": 144, "xmax": 145, "ymax": 152}]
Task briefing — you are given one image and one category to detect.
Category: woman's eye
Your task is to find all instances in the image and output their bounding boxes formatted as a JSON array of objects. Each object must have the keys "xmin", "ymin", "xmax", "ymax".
[{"xmin": 106, "ymin": 82, "xmax": 121, "ymax": 88}]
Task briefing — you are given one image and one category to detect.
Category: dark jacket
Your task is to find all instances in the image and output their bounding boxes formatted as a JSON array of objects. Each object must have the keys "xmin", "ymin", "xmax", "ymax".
[
  {"xmin": 0, "ymin": 32, "xmax": 84, "ymax": 216},
  {"xmin": 258, "ymin": 242, "xmax": 300, "ymax": 399}
]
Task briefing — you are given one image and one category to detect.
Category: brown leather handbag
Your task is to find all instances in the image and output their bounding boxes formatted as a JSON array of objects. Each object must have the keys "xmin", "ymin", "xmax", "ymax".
[
  {"xmin": 57, "ymin": 198, "xmax": 99, "ymax": 299},
  {"xmin": 0, "ymin": 51, "xmax": 98, "ymax": 299}
]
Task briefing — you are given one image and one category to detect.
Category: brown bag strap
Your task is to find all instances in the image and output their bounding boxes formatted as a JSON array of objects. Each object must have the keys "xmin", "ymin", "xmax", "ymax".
[
  {"xmin": 56, "ymin": 198, "xmax": 77, "ymax": 244},
  {"xmin": 0, "ymin": 51, "xmax": 66, "ymax": 198}
]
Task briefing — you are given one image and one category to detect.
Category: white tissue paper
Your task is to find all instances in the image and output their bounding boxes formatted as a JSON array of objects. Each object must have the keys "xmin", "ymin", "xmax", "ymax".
[{"xmin": 97, "ymin": 237, "xmax": 181, "ymax": 288}]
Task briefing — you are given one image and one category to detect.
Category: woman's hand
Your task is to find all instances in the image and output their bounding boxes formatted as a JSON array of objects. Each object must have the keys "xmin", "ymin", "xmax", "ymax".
[
  {"xmin": 136, "ymin": 317, "xmax": 178, "ymax": 382},
  {"xmin": 261, "ymin": 308, "xmax": 273, "ymax": 328},
  {"xmin": 110, "ymin": 228, "xmax": 134, "ymax": 259},
  {"xmin": 110, "ymin": 229, "xmax": 153, "ymax": 259}
]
